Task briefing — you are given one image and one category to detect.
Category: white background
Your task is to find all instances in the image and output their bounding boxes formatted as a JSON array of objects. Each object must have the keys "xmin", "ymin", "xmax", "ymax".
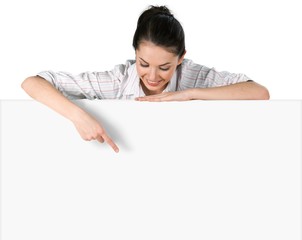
[
  {"xmin": 1, "ymin": 100, "xmax": 302, "ymax": 239},
  {"xmin": 0, "ymin": 0, "xmax": 302, "ymax": 99}
]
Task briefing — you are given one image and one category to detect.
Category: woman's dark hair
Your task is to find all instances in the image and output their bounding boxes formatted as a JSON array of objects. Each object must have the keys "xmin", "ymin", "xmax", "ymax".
[{"xmin": 132, "ymin": 5, "xmax": 186, "ymax": 57}]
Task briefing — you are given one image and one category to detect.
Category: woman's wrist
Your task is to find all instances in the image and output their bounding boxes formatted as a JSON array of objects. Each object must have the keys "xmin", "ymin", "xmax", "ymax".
[
  {"xmin": 68, "ymin": 106, "xmax": 88, "ymax": 124},
  {"xmin": 186, "ymin": 88, "xmax": 204, "ymax": 100}
]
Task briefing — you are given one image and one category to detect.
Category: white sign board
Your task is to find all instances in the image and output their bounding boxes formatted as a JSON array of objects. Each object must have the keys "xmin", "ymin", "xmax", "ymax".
[{"xmin": 1, "ymin": 100, "xmax": 301, "ymax": 239}]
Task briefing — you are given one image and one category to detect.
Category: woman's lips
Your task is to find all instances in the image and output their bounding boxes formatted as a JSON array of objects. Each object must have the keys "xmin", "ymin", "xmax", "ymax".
[{"xmin": 147, "ymin": 80, "xmax": 162, "ymax": 87}]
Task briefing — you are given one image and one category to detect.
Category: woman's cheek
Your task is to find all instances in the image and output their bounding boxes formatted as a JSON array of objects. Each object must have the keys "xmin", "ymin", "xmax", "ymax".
[{"xmin": 162, "ymin": 70, "xmax": 174, "ymax": 81}]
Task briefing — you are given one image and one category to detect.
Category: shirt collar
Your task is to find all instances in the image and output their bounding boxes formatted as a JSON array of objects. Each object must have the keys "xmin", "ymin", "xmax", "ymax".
[{"xmin": 163, "ymin": 70, "xmax": 178, "ymax": 93}]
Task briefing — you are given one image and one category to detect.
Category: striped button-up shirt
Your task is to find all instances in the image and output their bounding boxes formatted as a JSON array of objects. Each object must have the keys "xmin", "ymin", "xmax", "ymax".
[{"xmin": 37, "ymin": 59, "xmax": 250, "ymax": 100}]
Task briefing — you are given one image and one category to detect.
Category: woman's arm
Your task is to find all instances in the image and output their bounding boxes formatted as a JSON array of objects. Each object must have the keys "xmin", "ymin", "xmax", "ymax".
[
  {"xmin": 189, "ymin": 81, "xmax": 270, "ymax": 100},
  {"xmin": 21, "ymin": 76, "xmax": 119, "ymax": 152},
  {"xmin": 135, "ymin": 81, "xmax": 270, "ymax": 101}
]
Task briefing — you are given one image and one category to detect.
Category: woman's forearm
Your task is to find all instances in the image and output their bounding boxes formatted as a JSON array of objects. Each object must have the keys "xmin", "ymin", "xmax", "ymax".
[
  {"xmin": 21, "ymin": 76, "xmax": 85, "ymax": 122},
  {"xmin": 188, "ymin": 81, "xmax": 270, "ymax": 100},
  {"xmin": 21, "ymin": 76, "xmax": 119, "ymax": 152}
]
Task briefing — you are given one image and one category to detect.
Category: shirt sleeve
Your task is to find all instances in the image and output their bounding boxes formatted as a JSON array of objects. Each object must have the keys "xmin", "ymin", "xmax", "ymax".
[
  {"xmin": 202, "ymin": 67, "xmax": 250, "ymax": 87},
  {"xmin": 179, "ymin": 59, "xmax": 251, "ymax": 89},
  {"xmin": 37, "ymin": 63, "xmax": 130, "ymax": 100}
]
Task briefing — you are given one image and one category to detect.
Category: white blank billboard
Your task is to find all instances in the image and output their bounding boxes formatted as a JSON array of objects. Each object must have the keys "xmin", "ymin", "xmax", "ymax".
[{"xmin": 1, "ymin": 100, "xmax": 301, "ymax": 239}]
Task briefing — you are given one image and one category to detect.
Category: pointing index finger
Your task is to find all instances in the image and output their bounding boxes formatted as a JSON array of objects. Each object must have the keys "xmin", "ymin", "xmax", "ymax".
[{"xmin": 102, "ymin": 133, "xmax": 119, "ymax": 153}]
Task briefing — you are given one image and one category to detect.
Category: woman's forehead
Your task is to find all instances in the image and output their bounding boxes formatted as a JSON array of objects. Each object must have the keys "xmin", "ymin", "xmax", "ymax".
[{"xmin": 136, "ymin": 41, "xmax": 178, "ymax": 63}]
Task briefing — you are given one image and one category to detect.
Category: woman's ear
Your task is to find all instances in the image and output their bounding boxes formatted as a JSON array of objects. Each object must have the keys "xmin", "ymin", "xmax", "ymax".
[{"xmin": 177, "ymin": 50, "xmax": 186, "ymax": 65}]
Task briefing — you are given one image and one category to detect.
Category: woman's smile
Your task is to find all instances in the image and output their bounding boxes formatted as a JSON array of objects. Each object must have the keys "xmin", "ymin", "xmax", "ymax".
[{"xmin": 147, "ymin": 79, "xmax": 163, "ymax": 87}]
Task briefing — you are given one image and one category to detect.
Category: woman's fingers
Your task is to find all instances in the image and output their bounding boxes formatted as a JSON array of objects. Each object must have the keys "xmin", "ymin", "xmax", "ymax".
[
  {"xmin": 101, "ymin": 133, "xmax": 119, "ymax": 153},
  {"xmin": 135, "ymin": 95, "xmax": 164, "ymax": 101},
  {"xmin": 135, "ymin": 90, "xmax": 191, "ymax": 102},
  {"xmin": 84, "ymin": 133, "xmax": 119, "ymax": 153},
  {"xmin": 95, "ymin": 130, "xmax": 119, "ymax": 153},
  {"xmin": 73, "ymin": 113, "xmax": 119, "ymax": 153},
  {"xmin": 96, "ymin": 135, "xmax": 104, "ymax": 143},
  {"xmin": 135, "ymin": 92, "xmax": 177, "ymax": 101}
]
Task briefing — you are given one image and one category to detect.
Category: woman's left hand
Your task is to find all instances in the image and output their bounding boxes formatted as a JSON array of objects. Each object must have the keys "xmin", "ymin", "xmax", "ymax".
[{"xmin": 135, "ymin": 90, "xmax": 192, "ymax": 102}]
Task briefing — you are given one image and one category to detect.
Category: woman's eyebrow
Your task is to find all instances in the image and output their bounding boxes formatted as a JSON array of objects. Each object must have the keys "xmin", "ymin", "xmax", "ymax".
[{"xmin": 139, "ymin": 57, "xmax": 171, "ymax": 66}]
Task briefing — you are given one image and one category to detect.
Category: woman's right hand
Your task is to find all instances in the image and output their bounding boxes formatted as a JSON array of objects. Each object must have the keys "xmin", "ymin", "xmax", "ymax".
[
  {"xmin": 72, "ymin": 110, "xmax": 119, "ymax": 153},
  {"xmin": 21, "ymin": 76, "xmax": 119, "ymax": 153}
]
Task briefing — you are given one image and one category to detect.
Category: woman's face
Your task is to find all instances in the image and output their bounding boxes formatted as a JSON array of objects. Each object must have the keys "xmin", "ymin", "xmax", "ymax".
[{"xmin": 136, "ymin": 41, "xmax": 185, "ymax": 95}]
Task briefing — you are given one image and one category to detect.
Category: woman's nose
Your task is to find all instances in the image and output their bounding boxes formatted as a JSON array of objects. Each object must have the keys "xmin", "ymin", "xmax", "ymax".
[{"xmin": 147, "ymin": 68, "xmax": 157, "ymax": 81}]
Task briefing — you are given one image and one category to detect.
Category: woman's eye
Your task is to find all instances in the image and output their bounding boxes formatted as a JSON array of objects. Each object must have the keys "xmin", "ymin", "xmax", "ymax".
[{"xmin": 139, "ymin": 63, "xmax": 169, "ymax": 71}]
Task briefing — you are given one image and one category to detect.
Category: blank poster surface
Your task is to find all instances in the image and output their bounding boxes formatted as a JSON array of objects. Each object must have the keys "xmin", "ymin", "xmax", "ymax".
[{"xmin": 1, "ymin": 100, "xmax": 301, "ymax": 240}]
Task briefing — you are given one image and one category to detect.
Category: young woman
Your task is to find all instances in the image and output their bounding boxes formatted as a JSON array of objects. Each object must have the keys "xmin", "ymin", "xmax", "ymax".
[{"xmin": 21, "ymin": 5, "xmax": 270, "ymax": 153}]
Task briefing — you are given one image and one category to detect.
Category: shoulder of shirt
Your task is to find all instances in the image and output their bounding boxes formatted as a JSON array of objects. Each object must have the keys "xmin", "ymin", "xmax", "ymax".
[
  {"xmin": 116, "ymin": 59, "xmax": 136, "ymax": 69},
  {"xmin": 181, "ymin": 59, "xmax": 209, "ymax": 70},
  {"xmin": 179, "ymin": 59, "xmax": 212, "ymax": 76},
  {"xmin": 112, "ymin": 59, "xmax": 136, "ymax": 76}
]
